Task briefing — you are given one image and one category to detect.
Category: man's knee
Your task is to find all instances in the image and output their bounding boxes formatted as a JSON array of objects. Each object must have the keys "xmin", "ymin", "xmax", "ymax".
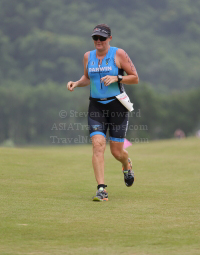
[
  {"xmin": 111, "ymin": 148, "xmax": 123, "ymax": 160},
  {"xmin": 92, "ymin": 135, "xmax": 106, "ymax": 155}
]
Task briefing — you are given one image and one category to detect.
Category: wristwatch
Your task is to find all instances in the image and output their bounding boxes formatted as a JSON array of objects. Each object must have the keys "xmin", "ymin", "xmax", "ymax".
[{"xmin": 118, "ymin": 75, "xmax": 123, "ymax": 83}]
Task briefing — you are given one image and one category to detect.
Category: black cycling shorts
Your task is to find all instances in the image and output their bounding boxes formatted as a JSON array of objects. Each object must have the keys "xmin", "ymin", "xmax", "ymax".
[{"xmin": 88, "ymin": 99, "xmax": 129, "ymax": 142}]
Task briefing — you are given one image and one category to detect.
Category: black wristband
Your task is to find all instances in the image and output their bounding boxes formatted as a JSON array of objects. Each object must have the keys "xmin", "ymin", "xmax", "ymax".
[{"xmin": 118, "ymin": 75, "xmax": 123, "ymax": 82}]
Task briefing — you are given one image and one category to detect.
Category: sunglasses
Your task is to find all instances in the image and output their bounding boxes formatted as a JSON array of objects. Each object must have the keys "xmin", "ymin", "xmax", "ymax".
[{"xmin": 92, "ymin": 35, "xmax": 107, "ymax": 41}]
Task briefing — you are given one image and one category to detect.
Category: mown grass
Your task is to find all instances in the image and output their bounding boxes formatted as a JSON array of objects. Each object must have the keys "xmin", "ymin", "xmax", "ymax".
[{"xmin": 0, "ymin": 138, "xmax": 200, "ymax": 255}]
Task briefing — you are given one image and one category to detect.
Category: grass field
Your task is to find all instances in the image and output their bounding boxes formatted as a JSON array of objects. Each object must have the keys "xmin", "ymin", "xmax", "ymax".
[{"xmin": 0, "ymin": 138, "xmax": 200, "ymax": 255}]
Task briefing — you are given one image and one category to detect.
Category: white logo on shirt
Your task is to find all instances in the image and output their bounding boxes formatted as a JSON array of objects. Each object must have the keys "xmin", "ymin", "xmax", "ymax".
[{"xmin": 89, "ymin": 66, "xmax": 112, "ymax": 72}]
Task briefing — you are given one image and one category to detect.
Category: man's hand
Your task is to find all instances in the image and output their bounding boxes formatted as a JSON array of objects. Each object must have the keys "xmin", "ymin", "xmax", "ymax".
[
  {"xmin": 101, "ymin": 76, "xmax": 118, "ymax": 86},
  {"xmin": 67, "ymin": 81, "xmax": 77, "ymax": 92}
]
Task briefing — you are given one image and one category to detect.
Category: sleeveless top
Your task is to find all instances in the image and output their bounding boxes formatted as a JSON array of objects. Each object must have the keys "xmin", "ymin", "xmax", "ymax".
[{"xmin": 88, "ymin": 47, "xmax": 125, "ymax": 104}]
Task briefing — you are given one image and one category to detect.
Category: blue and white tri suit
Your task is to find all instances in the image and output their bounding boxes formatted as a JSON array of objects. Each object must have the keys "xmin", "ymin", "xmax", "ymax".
[{"xmin": 87, "ymin": 46, "xmax": 129, "ymax": 142}]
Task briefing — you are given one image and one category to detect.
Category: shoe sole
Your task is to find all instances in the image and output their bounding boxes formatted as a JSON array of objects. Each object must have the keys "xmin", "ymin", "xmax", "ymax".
[
  {"xmin": 124, "ymin": 172, "xmax": 134, "ymax": 187},
  {"xmin": 125, "ymin": 181, "xmax": 134, "ymax": 187},
  {"xmin": 92, "ymin": 197, "xmax": 108, "ymax": 202}
]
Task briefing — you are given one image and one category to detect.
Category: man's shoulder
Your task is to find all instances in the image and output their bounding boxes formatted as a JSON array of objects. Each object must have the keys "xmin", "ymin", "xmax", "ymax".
[
  {"xmin": 84, "ymin": 51, "xmax": 91, "ymax": 60},
  {"xmin": 84, "ymin": 51, "xmax": 90, "ymax": 56},
  {"xmin": 85, "ymin": 50, "xmax": 96, "ymax": 59},
  {"xmin": 116, "ymin": 48, "xmax": 126, "ymax": 56}
]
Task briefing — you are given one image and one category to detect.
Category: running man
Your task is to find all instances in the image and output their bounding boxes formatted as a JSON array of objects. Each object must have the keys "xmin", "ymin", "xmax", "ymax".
[{"xmin": 67, "ymin": 24, "xmax": 139, "ymax": 201}]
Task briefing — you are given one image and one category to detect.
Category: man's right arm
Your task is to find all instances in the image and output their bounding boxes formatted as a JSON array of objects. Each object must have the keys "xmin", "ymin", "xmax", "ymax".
[{"xmin": 67, "ymin": 52, "xmax": 90, "ymax": 91}]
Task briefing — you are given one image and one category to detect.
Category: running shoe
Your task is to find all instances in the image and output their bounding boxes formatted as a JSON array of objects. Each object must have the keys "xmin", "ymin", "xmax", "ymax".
[
  {"xmin": 92, "ymin": 187, "xmax": 108, "ymax": 202},
  {"xmin": 122, "ymin": 158, "xmax": 134, "ymax": 187}
]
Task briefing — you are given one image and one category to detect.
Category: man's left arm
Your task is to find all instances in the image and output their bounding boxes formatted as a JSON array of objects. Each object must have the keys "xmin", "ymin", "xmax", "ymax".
[{"xmin": 117, "ymin": 49, "xmax": 139, "ymax": 85}]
